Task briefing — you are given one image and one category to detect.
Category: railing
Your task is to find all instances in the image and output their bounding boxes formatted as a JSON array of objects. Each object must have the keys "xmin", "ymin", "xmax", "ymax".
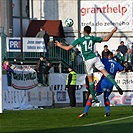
[{"xmin": 2, "ymin": 37, "xmax": 85, "ymax": 74}]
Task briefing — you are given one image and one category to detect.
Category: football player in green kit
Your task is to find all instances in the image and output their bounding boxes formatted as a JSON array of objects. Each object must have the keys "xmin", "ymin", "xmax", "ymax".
[{"xmin": 55, "ymin": 26, "xmax": 123, "ymax": 102}]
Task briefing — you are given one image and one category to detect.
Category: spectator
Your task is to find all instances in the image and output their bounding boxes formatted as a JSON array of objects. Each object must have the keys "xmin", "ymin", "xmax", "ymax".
[
  {"xmin": 117, "ymin": 41, "xmax": 127, "ymax": 56},
  {"xmin": 75, "ymin": 48, "xmax": 83, "ymax": 66},
  {"xmin": 36, "ymin": 26, "xmax": 50, "ymax": 58},
  {"xmin": 35, "ymin": 55, "xmax": 45, "ymax": 85},
  {"xmin": 3, "ymin": 60, "xmax": 14, "ymax": 86},
  {"xmin": 75, "ymin": 48, "xmax": 81, "ymax": 56},
  {"xmin": 66, "ymin": 66, "xmax": 77, "ymax": 107},
  {"xmin": 123, "ymin": 61, "xmax": 132, "ymax": 72},
  {"xmin": 71, "ymin": 50, "xmax": 76, "ymax": 68},
  {"xmin": 44, "ymin": 62, "xmax": 52, "ymax": 86},
  {"xmin": 101, "ymin": 45, "xmax": 110, "ymax": 59},
  {"xmin": 124, "ymin": 48, "xmax": 132, "ymax": 66}
]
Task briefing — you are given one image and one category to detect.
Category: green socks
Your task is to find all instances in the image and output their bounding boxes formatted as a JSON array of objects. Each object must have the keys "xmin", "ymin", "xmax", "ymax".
[
  {"xmin": 89, "ymin": 82, "xmax": 95, "ymax": 100},
  {"xmin": 106, "ymin": 74, "xmax": 118, "ymax": 88}
]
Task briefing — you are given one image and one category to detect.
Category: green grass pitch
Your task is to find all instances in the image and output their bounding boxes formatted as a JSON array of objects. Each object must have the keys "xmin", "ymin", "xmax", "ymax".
[{"xmin": 0, "ymin": 106, "xmax": 133, "ymax": 133}]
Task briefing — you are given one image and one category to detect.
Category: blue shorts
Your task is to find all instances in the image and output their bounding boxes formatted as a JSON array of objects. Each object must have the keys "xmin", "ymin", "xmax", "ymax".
[{"xmin": 96, "ymin": 78, "xmax": 113, "ymax": 93}]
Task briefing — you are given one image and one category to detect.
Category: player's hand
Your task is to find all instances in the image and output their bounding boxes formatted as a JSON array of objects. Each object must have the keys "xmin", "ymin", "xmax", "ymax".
[
  {"xmin": 112, "ymin": 27, "xmax": 117, "ymax": 32},
  {"xmin": 55, "ymin": 40, "xmax": 62, "ymax": 47}
]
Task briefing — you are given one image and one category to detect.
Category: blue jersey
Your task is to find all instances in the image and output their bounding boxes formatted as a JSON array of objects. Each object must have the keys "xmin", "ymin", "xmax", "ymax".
[
  {"xmin": 101, "ymin": 58, "xmax": 124, "ymax": 78},
  {"xmin": 96, "ymin": 58, "xmax": 124, "ymax": 92}
]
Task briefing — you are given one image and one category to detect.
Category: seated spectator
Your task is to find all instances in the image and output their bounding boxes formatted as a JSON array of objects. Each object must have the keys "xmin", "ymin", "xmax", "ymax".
[
  {"xmin": 123, "ymin": 61, "xmax": 132, "ymax": 72},
  {"xmin": 124, "ymin": 48, "xmax": 132, "ymax": 66}
]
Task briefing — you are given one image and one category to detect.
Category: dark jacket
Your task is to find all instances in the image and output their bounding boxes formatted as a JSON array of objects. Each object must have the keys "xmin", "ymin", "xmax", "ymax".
[{"xmin": 35, "ymin": 60, "xmax": 44, "ymax": 73}]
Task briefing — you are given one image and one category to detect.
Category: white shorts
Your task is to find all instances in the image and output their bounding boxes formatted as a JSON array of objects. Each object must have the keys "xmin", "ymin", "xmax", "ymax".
[{"xmin": 85, "ymin": 57, "xmax": 105, "ymax": 75}]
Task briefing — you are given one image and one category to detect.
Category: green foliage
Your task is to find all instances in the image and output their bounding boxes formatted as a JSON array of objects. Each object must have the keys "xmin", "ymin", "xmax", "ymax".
[{"xmin": 0, "ymin": 106, "xmax": 133, "ymax": 133}]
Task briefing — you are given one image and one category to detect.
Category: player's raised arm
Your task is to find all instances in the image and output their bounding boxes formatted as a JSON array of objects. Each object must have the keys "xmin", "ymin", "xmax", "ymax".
[
  {"xmin": 55, "ymin": 40, "xmax": 73, "ymax": 51},
  {"xmin": 102, "ymin": 27, "xmax": 117, "ymax": 42}
]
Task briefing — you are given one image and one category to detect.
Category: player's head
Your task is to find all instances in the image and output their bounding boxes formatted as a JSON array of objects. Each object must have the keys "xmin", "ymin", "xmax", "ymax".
[
  {"xmin": 83, "ymin": 26, "xmax": 91, "ymax": 35},
  {"xmin": 108, "ymin": 52, "xmax": 113, "ymax": 59}
]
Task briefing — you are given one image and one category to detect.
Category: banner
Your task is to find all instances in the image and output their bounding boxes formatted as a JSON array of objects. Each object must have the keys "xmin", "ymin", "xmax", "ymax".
[
  {"xmin": 12, "ymin": 69, "xmax": 38, "ymax": 89},
  {"xmin": 6, "ymin": 37, "xmax": 21, "ymax": 52},
  {"xmin": 49, "ymin": 72, "xmax": 102, "ymax": 86},
  {"xmin": 54, "ymin": 90, "xmax": 83, "ymax": 104},
  {"xmin": 113, "ymin": 72, "xmax": 133, "ymax": 91},
  {"xmin": 50, "ymin": 72, "xmax": 133, "ymax": 105},
  {"xmin": 2, "ymin": 86, "xmax": 52, "ymax": 110},
  {"xmin": 6, "ymin": 37, "xmax": 46, "ymax": 52},
  {"xmin": 23, "ymin": 38, "xmax": 47, "ymax": 52},
  {"xmin": 80, "ymin": 1, "xmax": 132, "ymax": 32}
]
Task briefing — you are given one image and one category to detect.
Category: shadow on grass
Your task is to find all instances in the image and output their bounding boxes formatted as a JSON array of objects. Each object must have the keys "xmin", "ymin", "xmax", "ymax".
[{"xmin": 7, "ymin": 122, "xmax": 133, "ymax": 133}]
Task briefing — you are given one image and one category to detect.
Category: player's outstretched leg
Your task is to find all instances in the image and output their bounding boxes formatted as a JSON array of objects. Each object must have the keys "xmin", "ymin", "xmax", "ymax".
[
  {"xmin": 78, "ymin": 98, "xmax": 92, "ymax": 118},
  {"xmin": 106, "ymin": 74, "xmax": 123, "ymax": 95}
]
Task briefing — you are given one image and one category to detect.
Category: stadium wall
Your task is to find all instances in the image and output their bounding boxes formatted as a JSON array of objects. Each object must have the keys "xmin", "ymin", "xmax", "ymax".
[
  {"xmin": 2, "ymin": 72, "xmax": 133, "ymax": 110},
  {"xmin": 31, "ymin": 0, "xmax": 133, "ymax": 53}
]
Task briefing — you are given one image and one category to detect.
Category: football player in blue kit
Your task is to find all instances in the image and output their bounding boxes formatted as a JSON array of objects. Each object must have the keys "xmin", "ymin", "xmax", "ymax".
[{"xmin": 78, "ymin": 52, "xmax": 124, "ymax": 118}]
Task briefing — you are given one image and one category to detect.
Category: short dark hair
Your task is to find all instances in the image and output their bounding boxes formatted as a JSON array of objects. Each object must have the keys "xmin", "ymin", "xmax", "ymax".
[
  {"xmin": 84, "ymin": 26, "xmax": 91, "ymax": 34},
  {"xmin": 68, "ymin": 66, "xmax": 73, "ymax": 69},
  {"xmin": 120, "ymin": 41, "xmax": 124, "ymax": 44},
  {"xmin": 40, "ymin": 55, "xmax": 44, "ymax": 58},
  {"xmin": 104, "ymin": 45, "xmax": 108, "ymax": 48},
  {"xmin": 40, "ymin": 26, "xmax": 44, "ymax": 30}
]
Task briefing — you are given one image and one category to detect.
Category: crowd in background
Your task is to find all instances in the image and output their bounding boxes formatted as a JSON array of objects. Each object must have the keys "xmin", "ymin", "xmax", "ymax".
[
  {"xmin": 3, "ymin": 26, "xmax": 133, "ymax": 87},
  {"xmin": 70, "ymin": 41, "xmax": 133, "ymax": 73},
  {"xmin": 95, "ymin": 41, "xmax": 133, "ymax": 72}
]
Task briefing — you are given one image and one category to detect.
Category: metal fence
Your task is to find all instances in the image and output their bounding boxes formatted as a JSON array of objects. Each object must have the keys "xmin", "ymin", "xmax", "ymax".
[{"xmin": 1, "ymin": 34, "xmax": 85, "ymax": 74}]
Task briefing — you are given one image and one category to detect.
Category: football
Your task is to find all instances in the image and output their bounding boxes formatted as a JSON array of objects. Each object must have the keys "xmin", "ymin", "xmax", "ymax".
[{"xmin": 65, "ymin": 18, "xmax": 74, "ymax": 27}]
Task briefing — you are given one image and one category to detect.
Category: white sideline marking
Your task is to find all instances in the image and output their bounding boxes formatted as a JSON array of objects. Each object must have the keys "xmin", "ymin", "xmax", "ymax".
[{"xmin": 83, "ymin": 115, "xmax": 133, "ymax": 127}]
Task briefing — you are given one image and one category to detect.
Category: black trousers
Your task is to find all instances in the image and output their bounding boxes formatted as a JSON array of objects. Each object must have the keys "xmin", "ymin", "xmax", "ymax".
[
  {"xmin": 68, "ymin": 85, "xmax": 76, "ymax": 107},
  {"xmin": 37, "ymin": 72, "xmax": 43, "ymax": 84}
]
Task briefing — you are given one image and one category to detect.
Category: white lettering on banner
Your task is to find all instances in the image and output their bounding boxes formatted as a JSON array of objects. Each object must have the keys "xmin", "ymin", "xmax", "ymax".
[
  {"xmin": 80, "ymin": 1, "xmax": 132, "ymax": 32},
  {"xmin": 6, "ymin": 37, "xmax": 21, "ymax": 52},
  {"xmin": 12, "ymin": 69, "xmax": 38, "ymax": 90}
]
